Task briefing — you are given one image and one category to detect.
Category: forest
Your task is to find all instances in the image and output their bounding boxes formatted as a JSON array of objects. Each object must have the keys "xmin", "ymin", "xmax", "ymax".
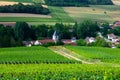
[
  {"xmin": 0, "ymin": 3, "xmax": 50, "ymax": 15},
  {"xmin": 45, "ymin": 0, "xmax": 113, "ymax": 6}
]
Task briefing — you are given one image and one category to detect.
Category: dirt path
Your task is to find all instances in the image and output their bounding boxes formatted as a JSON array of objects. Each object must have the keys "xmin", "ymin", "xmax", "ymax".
[
  {"xmin": 49, "ymin": 46, "xmax": 94, "ymax": 64},
  {"xmin": 49, "ymin": 46, "xmax": 120, "ymax": 67}
]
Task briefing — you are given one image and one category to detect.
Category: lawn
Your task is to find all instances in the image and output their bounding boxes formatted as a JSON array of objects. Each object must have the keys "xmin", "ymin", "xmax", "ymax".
[{"xmin": 66, "ymin": 46, "xmax": 120, "ymax": 64}]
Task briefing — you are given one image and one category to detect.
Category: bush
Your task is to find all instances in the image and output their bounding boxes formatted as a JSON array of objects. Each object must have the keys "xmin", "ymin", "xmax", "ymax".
[
  {"xmin": 56, "ymin": 40, "xmax": 64, "ymax": 45},
  {"xmin": 93, "ymin": 37, "xmax": 110, "ymax": 47},
  {"xmin": 42, "ymin": 42, "xmax": 55, "ymax": 47},
  {"xmin": 76, "ymin": 39, "xmax": 86, "ymax": 46},
  {"xmin": 116, "ymin": 44, "xmax": 120, "ymax": 48}
]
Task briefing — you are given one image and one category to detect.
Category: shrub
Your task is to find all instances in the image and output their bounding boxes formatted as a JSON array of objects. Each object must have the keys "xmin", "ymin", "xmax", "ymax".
[
  {"xmin": 76, "ymin": 39, "xmax": 86, "ymax": 46},
  {"xmin": 42, "ymin": 42, "xmax": 55, "ymax": 47}
]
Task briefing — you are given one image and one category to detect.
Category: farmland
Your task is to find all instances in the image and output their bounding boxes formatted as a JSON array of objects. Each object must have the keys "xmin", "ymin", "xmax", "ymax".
[
  {"xmin": 0, "ymin": 46, "xmax": 76, "ymax": 64},
  {"xmin": 64, "ymin": 5, "xmax": 120, "ymax": 23},
  {"xmin": 0, "ymin": 0, "xmax": 43, "ymax": 3},
  {"xmin": 0, "ymin": 64, "xmax": 119, "ymax": 79},
  {"xmin": 0, "ymin": 0, "xmax": 120, "ymax": 24},
  {"xmin": 66, "ymin": 46, "xmax": 120, "ymax": 64}
]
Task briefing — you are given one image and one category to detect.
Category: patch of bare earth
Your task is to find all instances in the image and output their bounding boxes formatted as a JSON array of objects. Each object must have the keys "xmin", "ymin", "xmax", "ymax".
[
  {"xmin": 112, "ymin": 0, "xmax": 120, "ymax": 5},
  {"xmin": 0, "ymin": 13, "xmax": 51, "ymax": 18},
  {"xmin": 0, "ymin": 1, "xmax": 31, "ymax": 6},
  {"xmin": 0, "ymin": 22, "xmax": 15, "ymax": 26}
]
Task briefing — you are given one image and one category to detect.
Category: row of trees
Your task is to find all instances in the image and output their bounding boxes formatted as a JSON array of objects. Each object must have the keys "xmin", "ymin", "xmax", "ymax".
[
  {"xmin": 45, "ymin": 0, "xmax": 113, "ymax": 6},
  {"xmin": 1, "ymin": 20, "xmax": 117, "ymax": 48},
  {"xmin": 0, "ymin": 3, "xmax": 50, "ymax": 15}
]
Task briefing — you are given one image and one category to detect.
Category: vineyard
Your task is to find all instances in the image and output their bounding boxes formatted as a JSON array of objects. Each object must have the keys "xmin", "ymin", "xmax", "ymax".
[
  {"xmin": 66, "ymin": 46, "xmax": 120, "ymax": 64},
  {"xmin": 0, "ymin": 64, "xmax": 119, "ymax": 79},
  {"xmin": 0, "ymin": 46, "xmax": 77, "ymax": 64}
]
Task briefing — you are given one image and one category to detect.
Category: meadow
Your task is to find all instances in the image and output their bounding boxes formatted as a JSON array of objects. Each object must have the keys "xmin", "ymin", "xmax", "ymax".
[
  {"xmin": 66, "ymin": 46, "xmax": 120, "ymax": 64},
  {"xmin": 0, "ymin": 46, "xmax": 76, "ymax": 64}
]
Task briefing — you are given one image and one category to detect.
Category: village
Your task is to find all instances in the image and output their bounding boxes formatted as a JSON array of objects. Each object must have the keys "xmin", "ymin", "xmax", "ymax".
[{"xmin": 20, "ymin": 21, "xmax": 120, "ymax": 48}]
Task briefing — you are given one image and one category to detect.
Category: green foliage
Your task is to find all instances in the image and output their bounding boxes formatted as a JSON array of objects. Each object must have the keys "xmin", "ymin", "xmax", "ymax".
[
  {"xmin": 0, "ymin": 3, "xmax": 50, "ymax": 15},
  {"xmin": 0, "ymin": 25, "xmax": 22, "ymax": 47},
  {"xmin": 91, "ymin": 37, "xmax": 110, "ymax": 47},
  {"xmin": 45, "ymin": 0, "xmax": 113, "ymax": 6},
  {"xmin": 116, "ymin": 44, "xmax": 120, "ymax": 48},
  {"xmin": 0, "ymin": 64, "xmax": 119, "ymax": 79},
  {"xmin": 66, "ymin": 46, "xmax": 120, "ymax": 64},
  {"xmin": 35, "ymin": 24, "xmax": 48, "ymax": 39},
  {"xmin": 77, "ymin": 20, "xmax": 100, "ymax": 39},
  {"xmin": 14, "ymin": 22, "xmax": 32, "ymax": 40},
  {"xmin": 0, "ymin": 46, "xmax": 75, "ymax": 64},
  {"xmin": 110, "ymin": 27, "xmax": 120, "ymax": 36},
  {"xmin": 76, "ymin": 39, "xmax": 86, "ymax": 46},
  {"xmin": 42, "ymin": 42, "xmax": 55, "ymax": 47},
  {"xmin": 100, "ymin": 22, "xmax": 110, "ymax": 36}
]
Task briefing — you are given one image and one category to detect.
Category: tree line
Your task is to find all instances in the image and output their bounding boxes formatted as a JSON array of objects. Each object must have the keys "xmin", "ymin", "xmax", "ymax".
[
  {"xmin": 0, "ymin": 3, "xmax": 50, "ymax": 15},
  {"xmin": 1, "ymin": 20, "xmax": 119, "ymax": 48},
  {"xmin": 45, "ymin": 0, "xmax": 113, "ymax": 6}
]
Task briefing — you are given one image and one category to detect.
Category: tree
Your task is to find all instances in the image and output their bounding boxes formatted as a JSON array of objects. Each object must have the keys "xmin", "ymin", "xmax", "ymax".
[
  {"xmin": 47, "ymin": 26, "xmax": 54, "ymax": 38},
  {"xmin": 76, "ymin": 39, "xmax": 86, "ymax": 46},
  {"xmin": 14, "ymin": 22, "xmax": 31, "ymax": 41},
  {"xmin": 100, "ymin": 22, "xmax": 110, "ymax": 36},
  {"xmin": 73, "ymin": 22, "xmax": 78, "ymax": 37},
  {"xmin": 54, "ymin": 23, "xmax": 64, "ymax": 40},
  {"xmin": 35, "ymin": 24, "xmax": 48, "ymax": 39},
  {"xmin": 77, "ymin": 20, "xmax": 99, "ymax": 39}
]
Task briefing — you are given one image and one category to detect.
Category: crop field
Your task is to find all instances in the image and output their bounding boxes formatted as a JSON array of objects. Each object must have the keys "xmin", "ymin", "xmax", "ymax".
[
  {"xmin": 0, "ymin": 0, "xmax": 44, "ymax": 3},
  {"xmin": 0, "ymin": 1, "xmax": 31, "ymax": 5},
  {"xmin": 0, "ymin": 46, "xmax": 77, "ymax": 64},
  {"xmin": 66, "ymin": 46, "xmax": 120, "ymax": 64},
  {"xmin": 0, "ymin": 6, "xmax": 74, "ymax": 25},
  {"xmin": 0, "ymin": 64, "xmax": 119, "ymax": 79},
  {"xmin": 64, "ymin": 5, "xmax": 120, "ymax": 23},
  {"xmin": 0, "ymin": 13, "xmax": 51, "ymax": 18}
]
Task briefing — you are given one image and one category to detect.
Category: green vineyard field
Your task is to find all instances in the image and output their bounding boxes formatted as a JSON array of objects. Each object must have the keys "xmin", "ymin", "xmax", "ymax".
[
  {"xmin": 0, "ymin": 46, "xmax": 76, "ymax": 64},
  {"xmin": 66, "ymin": 46, "xmax": 120, "ymax": 64}
]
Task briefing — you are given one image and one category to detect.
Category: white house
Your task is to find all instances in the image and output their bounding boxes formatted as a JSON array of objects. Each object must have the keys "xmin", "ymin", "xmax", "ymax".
[
  {"xmin": 34, "ymin": 40, "xmax": 41, "ymax": 45},
  {"xmin": 108, "ymin": 33, "xmax": 116, "ymax": 40},
  {"xmin": 71, "ymin": 37, "xmax": 76, "ymax": 42},
  {"xmin": 85, "ymin": 37, "xmax": 96, "ymax": 44}
]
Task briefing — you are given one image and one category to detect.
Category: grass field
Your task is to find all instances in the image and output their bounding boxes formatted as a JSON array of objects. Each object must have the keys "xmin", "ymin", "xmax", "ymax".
[
  {"xmin": 0, "ymin": 46, "xmax": 76, "ymax": 64},
  {"xmin": 64, "ymin": 5, "xmax": 120, "ymax": 23},
  {"xmin": 66, "ymin": 46, "xmax": 120, "ymax": 64},
  {"xmin": 0, "ymin": 64, "xmax": 119, "ymax": 79}
]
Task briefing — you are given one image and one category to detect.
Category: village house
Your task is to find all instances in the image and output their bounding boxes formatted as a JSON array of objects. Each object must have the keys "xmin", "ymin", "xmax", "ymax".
[
  {"xmin": 85, "ymin": 37, "xmax": 96, "ymax": 44},
  {"xmin": 107, "ymin": 33, "xmax": 117, "ymax": 42}
]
